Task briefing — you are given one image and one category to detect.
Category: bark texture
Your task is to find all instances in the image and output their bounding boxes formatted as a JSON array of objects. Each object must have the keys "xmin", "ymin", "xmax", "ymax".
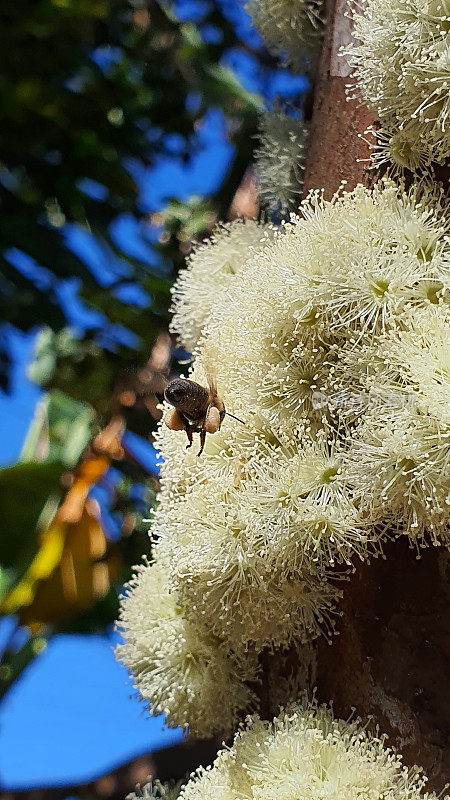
[
  {"xmin": 303, "ymin": 0, "xmax": 376, "ymax": 198},
  {"xmin": 314, "ymin": 542, "xmax": 450, "ymax": 792},
  {"xmin": 295, "ymin": 0, "xmax": 450, "ymax": 792}
]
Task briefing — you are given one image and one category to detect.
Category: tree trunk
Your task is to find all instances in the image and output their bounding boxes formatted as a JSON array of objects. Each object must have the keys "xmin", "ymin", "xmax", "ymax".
[
  {"xmin": 302, "ymin": 0, "xmax": 375, "ymax": 198},
  {"xmin": 313, "ymin": 541, "xmax": 450, "ymax": 791},
  {"xmin": 292, "ymin": 1, "xmax": 450, "ymax": 791}
]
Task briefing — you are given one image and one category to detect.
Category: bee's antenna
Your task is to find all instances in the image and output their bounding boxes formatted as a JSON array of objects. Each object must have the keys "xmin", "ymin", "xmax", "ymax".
[{"xmin": 226, "ymin": 412, "xmax": 246, "ymax": 425}]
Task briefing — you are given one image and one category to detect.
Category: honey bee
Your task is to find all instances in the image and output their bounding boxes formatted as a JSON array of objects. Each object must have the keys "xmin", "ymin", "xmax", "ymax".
[{"xmin": 164, "ymin": 364, "xmax": 243, "ymax": 455}]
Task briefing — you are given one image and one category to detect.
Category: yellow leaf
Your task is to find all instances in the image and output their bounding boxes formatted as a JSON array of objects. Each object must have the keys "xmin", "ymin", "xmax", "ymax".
[{"xmin": 0, "ymin": 524, "xmax": 66, "ymax": 615}]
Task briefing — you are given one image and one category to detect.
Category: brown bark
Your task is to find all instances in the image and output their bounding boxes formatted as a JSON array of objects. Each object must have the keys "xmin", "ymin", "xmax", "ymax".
[
  {"xmin": 314, "ymin": 541, "xmax": 450, "ymax": 792},
  {"xmin": 290, "ymin": 1, "xmax": 450, "ymax": 792},
  {"xmin": 303, "ymin": 0, "xmax": 376, "ymax": 198}
]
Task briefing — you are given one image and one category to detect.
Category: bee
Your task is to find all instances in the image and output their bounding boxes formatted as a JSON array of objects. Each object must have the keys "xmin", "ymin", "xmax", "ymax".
[{"xmin": 164, "ymin": 364, "xmax": 243, "ymax": 456}]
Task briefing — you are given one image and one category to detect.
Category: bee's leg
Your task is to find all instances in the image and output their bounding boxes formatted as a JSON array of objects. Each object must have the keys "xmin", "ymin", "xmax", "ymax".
[
  {"xmin": 197, "ymin": 428, "xmax": 207, "ymax": 456},
  {"xmin": 184, "ymin": 423, "xmax": 194, "ymax": 449}
]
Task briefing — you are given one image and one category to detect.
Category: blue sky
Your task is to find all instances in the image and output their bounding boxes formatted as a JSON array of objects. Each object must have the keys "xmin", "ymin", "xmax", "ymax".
[
  {"xmin": 0, "ymin": 0, "xmax": 308, "ymax": 788},
  {"xmin": 0, "ymin": 328, "xmax": 42, "ymax": 468},
  {"xmin": 0, "ymin": 631, "xmax": 183, "ymax": 790}
]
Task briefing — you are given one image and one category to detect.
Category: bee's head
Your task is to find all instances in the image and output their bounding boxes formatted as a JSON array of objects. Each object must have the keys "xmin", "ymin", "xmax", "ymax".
[{"xmin": 164, "ymin": 378, "xmax": 188, "ymax": 407}]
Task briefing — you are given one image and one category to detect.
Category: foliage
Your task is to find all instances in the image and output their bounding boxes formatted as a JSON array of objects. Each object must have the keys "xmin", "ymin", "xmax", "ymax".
[
  {"xmin": 0, "ymin": 0, "xmax": 266, "ymax": 699},
  {"xmin": 0, "ymin": 0, "xmax": 261, "ymax": 389}
]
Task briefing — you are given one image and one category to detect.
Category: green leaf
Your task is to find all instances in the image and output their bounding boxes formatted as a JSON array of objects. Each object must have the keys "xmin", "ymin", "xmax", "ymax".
[
  {"xmin": 20, "ymin": 390, "xmax": 95, "ymax": 467},
  {"xmin": 0, "ymin": 462, "xmax": 64, "ymax": 573},
  {"xmin": 0, "ymin": 633, "xmax": 49, "ymax": 701}
]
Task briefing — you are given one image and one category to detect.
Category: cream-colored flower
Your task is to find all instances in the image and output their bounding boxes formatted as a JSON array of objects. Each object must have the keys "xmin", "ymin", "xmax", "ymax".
[
  {"xmin": 126, "ymin": 781, "xmax": 181, "ymax": 800},
  {"xmin": 245, "ymin": 0, "xmax": 323, "ymax": 66},
  {"xmin": 346, "ymin": 0, "xmax": 450, "ymax": 167},
  {"xmin": 116, "ymin": 562, "xmax": 259, "ymax": 738},
  {"xmin": 361, "ymin": 123, "xmax": 434, "ymax": 178},
  {"xmin": 170, "ymin": 220, "xmax": 274, "ymax": 353},
  {"xmin": 378, "ymin": 305, "xmax": 450, "ymax": 425},
  {"xmin": 254, "ymin": 106, "xmax": 307, "ymax": 212},
  {"xmin": 153, "ymin": 477, "xmax": 341, "ymax": 651},
  {"xmin": 179, "ymin": 698, "xmax": 443, "ymax": 800},
  {"xmin": 243, "ymin": 431, "xmax": 373, "ymax": 569},
  {"xmin": 336, "ymin": 301, "xmax": 450, "ymax": 545},
  {"xmin": 157, "ymin": 181, "xmax": 450, "ymax": 643},
  {"xmin": 346, "ymin": 409, "xmax": 450, "ymax": 547},
  {"xmin": 119, "ymin": 181, "xmax": 450, "ymax": 737}
]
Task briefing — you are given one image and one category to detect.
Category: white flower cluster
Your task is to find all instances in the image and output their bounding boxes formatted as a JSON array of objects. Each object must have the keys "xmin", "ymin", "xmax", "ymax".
[
  {"xmin": 126, "ymin": 781, "xmax": 181, "ymax": 800},
  {"xmin": 245, "ymin": 0, "xmax": 323, "ymax": 66},
  {"xmin": 346, "ymin": 0, "xmax": 450, "ymax": 173},
  {"xmin": 170, "ymin": 220, "xmax": 275, "ymax": 354},
  {"xmin": 117, "ymin": 180, "xmax": 450, "ymax": 737},
  {"xmin": 254, "ymin": 106, "xmax": 308, "ymax": 213},
  {"xmin": 117, "ymin": 562, "xmax": 258, "ymax": 738},
  {"xmin": 137, "ymin": 699, "xmax": 444, "ymax": 800}
]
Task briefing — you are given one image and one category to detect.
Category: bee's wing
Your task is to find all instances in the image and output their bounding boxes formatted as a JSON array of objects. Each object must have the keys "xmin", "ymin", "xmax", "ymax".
[{"xmin": 203, "ymin": 360, "xmax": 218, "ymax": 397}]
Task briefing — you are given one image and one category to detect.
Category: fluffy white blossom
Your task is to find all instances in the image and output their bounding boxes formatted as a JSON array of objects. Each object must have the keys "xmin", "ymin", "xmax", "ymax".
[
  {"xmin": 152, "ymin": 468, "xmax": 342, "ymax": 652},
  {"xmin": 179, "ymin": 698, "xmax": 443, "ymax": 800},
  {"xmin": 346, "ymin": 409, "xmax": 450, "ymax": 547},
  {"xmin": 254, "ymin": 107, "xmax": 308, "ymax": 212},
  {"xmin": 126, "ymin": 782, "xmax": 181, "ymax": 800},
  {"xmin": 242, "ymin": 432, "xmax": 374, "ymax": 569},
  {"xmin": 361, "ymin": 123, "xmax": 434, "ymax": 178},
  {"xmin": 118, "ymin": 180, "xmax": 450, "ymax": 738},
  {"xmin": 342, "ymin": 302, "xmax": 450, "ymax": 545},
  {"xmin": 116, "ymin": 562, "xmax": 259, "ymax": 738},
  {"xmin": 245, "ymin": 0, "xmax": 323, "ymax": 66},
  {"xmin": 377, "ymin": 306, "xmax": 450, "ymax": 425},
  {"xmin": 346, "ymin": 0, "xmax": 450, "ymax": 169},
  {"xmin": 165, "ymin": 180, "xmax": 449, "ymax": 555},
  {"xmin": 170, "ymin": 221, "xmax": 274, "ymax": 353}
]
